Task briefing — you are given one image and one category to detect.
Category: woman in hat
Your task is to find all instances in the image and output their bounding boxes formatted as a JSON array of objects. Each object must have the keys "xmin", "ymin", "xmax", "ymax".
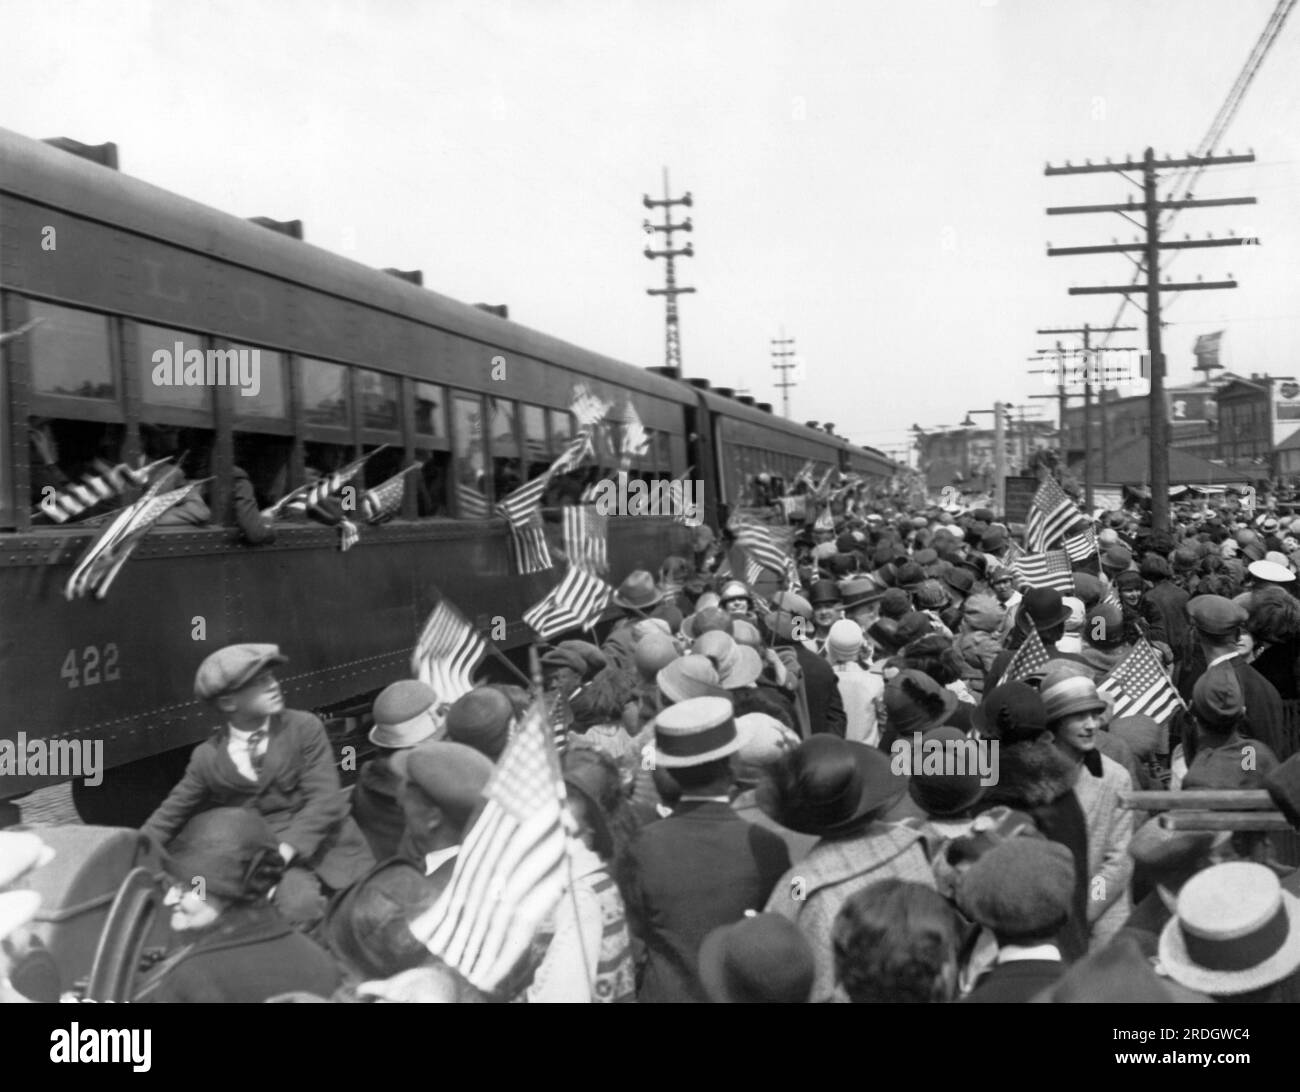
[
  {"xmin": 824, "ymin": 619, "xmax": 883, "ymax": 747},
  {"xmin": 760, "ymin": 736, "xmax": 935, "ymax": 1002},
  {"xmin": 527, "ymin": 751, "xmax": 637, "ymax": 1003},
  {"xmin": 136, "ymin": 809, "xmax": 342, "ymax": 1004},
  {"xmin": 351, "ymin": 680, "xmax": 445, "ymax": 861},
  {"xmin": 566, "ymin": 666, "xmax": 651, "ymax": 798},
  {"xmin": 1041, "ymin": 677, "xmax": 1134, "ymax": 951}
]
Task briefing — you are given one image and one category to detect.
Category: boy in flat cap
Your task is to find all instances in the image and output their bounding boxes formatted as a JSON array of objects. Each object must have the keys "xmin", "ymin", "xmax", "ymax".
[{"xmin": 142, "ymin": 643, "xmax": 375, "ymax": 929}]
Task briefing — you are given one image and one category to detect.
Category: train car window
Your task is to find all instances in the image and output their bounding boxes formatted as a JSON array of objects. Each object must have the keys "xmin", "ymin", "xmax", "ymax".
[
  {"xmin": 27, "ymin": 419, "xmax": 127, "ymax": 518},
  {"xmin": 233, "ymin": 431, "xmax": 292, "ymax": 508},
  {"xmin": 414, "ymin": 382, "xmax": 447, "ymax": 439},
  {"xmin": 452, "ymin": 392, "xmax": 490, "ymax": 514},
  {"xmin": 229, "ymin": 347, "xmax": 288, "ymax": 422},
  {"xmin": 136, "ymin": 324, "xmax": 214, "ymax": 413},
  {"xmin": 300, "ymin": 358, "xmax": 352, "ymax": 429},
  {"xmin": 413, "ymin": 446, "xmax": 451, "ymax": 517},
  {"xmin": 522, "ymin": 403, "xmax": 549, "ymax": 478},
  {"xmin": 358, "ymin": 369, "xmax": 400, "ymax": 431},
  {"xmin": 489, "ymin": 397, "xmax": 522, "ymax": 498},
  {"xmin": 549, "ymin": 408, "xmax": 574, "ymax": 450},
  {"xmin": 27, "ymin": 301, "xmax": 116, "ymax": 400}
]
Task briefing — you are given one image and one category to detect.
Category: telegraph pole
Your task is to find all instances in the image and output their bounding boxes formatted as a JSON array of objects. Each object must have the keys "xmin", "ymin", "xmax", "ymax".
[
  {"xmin": 771, "ymin": 330, "xmax": 797, "ymax": 418},
  {"xmin": 1035, "ymin": 323, "xmax": 1139, "ymax": 512},
  {"xmin": 643, "ymin": 168, "xmax": 695, "ymax": 377},
  {"xmin": 1045, "ymin": 148, "xmax": 1257, "ymax": 531}
]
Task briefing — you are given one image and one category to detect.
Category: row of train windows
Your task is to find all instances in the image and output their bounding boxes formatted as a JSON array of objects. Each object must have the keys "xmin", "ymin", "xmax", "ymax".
[
  {"xmin": 18, "ymin": 299, "xmax": 677, "ymax": 523},
  {"xmin": 730, "ymin": 444, "xmax": 827, "ymax": 499}
]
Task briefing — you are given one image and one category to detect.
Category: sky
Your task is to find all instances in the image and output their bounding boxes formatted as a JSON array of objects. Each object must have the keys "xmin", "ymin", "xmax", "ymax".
[{"xmin": 2, "ymin": 0, "xmax": 1298, "ymax": 465}]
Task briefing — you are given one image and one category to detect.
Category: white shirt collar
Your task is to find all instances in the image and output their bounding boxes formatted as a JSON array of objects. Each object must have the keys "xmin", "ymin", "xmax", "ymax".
[
  {"xmin": 997, "ymin": 943, "xmax": 1062, "ymax": 964},
  {"xmin": 227, "ymin": 717, "xmax": 270, "ymax": 741},
  {"xmin": 424, "ymin": 845, "xmax": 460, "ymax": 876},
  {"xmin": 1207, "ymin": 651, "xmax": 1239, "ymax": 669}
]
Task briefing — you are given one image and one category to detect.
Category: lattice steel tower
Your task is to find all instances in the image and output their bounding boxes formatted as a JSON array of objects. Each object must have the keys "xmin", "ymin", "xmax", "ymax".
[{"xmin": 643, "ymin": 168, "xmax": 695, "ymax": 377}]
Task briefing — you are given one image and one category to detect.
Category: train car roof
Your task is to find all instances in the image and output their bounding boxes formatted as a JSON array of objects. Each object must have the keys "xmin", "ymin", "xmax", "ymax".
[
  {"xmin": 0, "ymin": 127, "xmax": 693, "ymax": 405},
  {"xmin": 1, "ymin": 127, "xmax": 899, "ymax": 472}
]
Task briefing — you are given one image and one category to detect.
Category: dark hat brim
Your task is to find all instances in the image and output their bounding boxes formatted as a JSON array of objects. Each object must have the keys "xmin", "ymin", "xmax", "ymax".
[{"xmin": 775, "ymin": 742, "xmax": 909, "ymax": 837}]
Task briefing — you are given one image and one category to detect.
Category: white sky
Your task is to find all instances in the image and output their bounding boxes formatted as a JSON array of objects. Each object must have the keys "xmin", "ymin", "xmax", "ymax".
[{"xmin": 3, "ymin": 0, "xmax": 1298, "ymax": 462}]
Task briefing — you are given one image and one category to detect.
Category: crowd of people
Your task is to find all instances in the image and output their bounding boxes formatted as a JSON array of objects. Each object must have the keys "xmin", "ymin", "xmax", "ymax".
[{"xmin": 6, "ymin": 491, "xmax": 1300, "ymax": 1003}]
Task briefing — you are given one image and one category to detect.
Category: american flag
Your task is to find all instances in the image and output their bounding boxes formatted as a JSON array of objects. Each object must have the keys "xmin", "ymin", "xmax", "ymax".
[
  {"xmin": 36, "ymin": 457, "xmax": 170, "ymax": 523},
  {"xmin": 787, "ymin": 460, "xmax": 816, "ymax": 496},
  {"xmin": 409, "ymin": 700, "xmax": 572, "ymax": 994},
  {"xmin": 266, "ymin": 447, "xmax": 387, "ymax": 520},
  {"xmin": 1013, "ymin": 548, "xmax": 1074, "ymax": 593},
  {"xmin": 811, "ymin": 466, "xmax": 840, "ymax": 503},
  {"xmin": 729, "ymin": 515, "xmax": 792, "ymax": 576},
  {"xmin": 550, "ymin": 430, "xmax": 594, "ymax": 478},
  {"xmin": 562, "ymin": 505, "xmax": 608, "ymax": 574},
  {"xmin": 412, "ymin": 598, "xmax": 486, "ymax": 703},
  {"xmin": 65, "ymin": 475, "xmax": 210, "ymax": 601},
  {"xmin": 456, "ymin": 481, "xmax": 492, "ymax": 519},
  {"xmin": 508, "ymin": 514, "xmax": 554, "ymax": 575},
  {"xmin": 1097, "ymin": 639, "xmax": 1185, "ymax": 723},
  {"xmin": 1002, "ymin": 628, "xmax": 1051, "ymax": 684},
  {"xmin": 362, "ymin": 464, "xmax": 420, "ymax": 524},
  {"xmin": 523, "ymin": 564, "xmax": 614, "ymax": 640},
  {"xmin": 619, "ymin": 399, "xmax": 649, "ymax": 469},
  {"xmin": 570, "ymin": 382, "xmax": 611, "ymax": 429},
  {"xmin": 497, "ymin": 475, "xmax": 550, "ymax": 531},
  {"xmin": 1026, "ymin": 475, "xmax": 1082, "ymax": 552},
  {"xmin": 1063, "ymin": 525, "xmax": 1100, "ymax": 573},
  {"xmin": 745, "ymin": 556, "xmax": 765, "ymax": 586}
]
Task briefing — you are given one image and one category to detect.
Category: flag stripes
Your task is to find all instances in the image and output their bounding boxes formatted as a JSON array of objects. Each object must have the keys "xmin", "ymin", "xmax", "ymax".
[
  {"xmin": 362, "ymin": 464, "xmax": 420, "ymax": 524},
  {"xmin": 508, "ymin": 516, "xmax": 554, "ymax": 574},
  {"xmin": 1002, "ymin": 628, "xmax": 1051, "ymax": 684},
  {"xmin": 1097, "ymin": 640, "xmax": 1185, "ymax": 723},
  {"xmin": 1013, "ymin": 549, "xmax": 1075, "ymax": 593},
  {"xmin": 412, "ymin": 599, "xmax": 486, "ymax": 703},
  {"xmin": 37, "ymin": 458, "xmax": 170, "ymax": 523},
  {"xmin": 1026, "ymin": 475, "xmax": 1082, "ymax": 551},
  {"xmin": 523, "ymin": 564, "xmax": 614, "ymax": 640},
  {"xmin": 409, "ymin": 704, "xmax": 570, "ymax": 993},
  {"xmin": 729, "ymin": 516, "xmax": 791, "ymax": 576},
  {"xmin": 562, "ymin": 506, "xmax": 608, "ymax": 574},
  {"xmin": 456, "ymin": 481, "xmax": 492, "ymax": 519},
  {"xmin": 65, "ymin": 476, "xmax": 209, "ymax": 601}
]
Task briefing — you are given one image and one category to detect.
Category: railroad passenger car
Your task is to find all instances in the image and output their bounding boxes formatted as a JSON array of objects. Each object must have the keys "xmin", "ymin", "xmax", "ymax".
[{"xmin": 0, "ymin": 128, "xmax": 894, "ymax": 821}]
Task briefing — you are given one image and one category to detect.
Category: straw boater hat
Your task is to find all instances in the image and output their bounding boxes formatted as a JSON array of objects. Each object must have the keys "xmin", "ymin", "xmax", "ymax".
[
  {"xmin": 653, "ymin": 696, "xmax": 750, "ymax": 769},
  {"xmin": 1157, "ymin": 861, "xmax": 1300, "ymax": 996}
]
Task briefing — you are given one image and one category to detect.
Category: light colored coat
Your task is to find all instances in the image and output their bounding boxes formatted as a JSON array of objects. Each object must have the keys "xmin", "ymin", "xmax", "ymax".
[
  {"xmin": 764, "ymin": 823, "xmax": 935, "ymax": 1003},
  {"xmin": 1073, "ymin": 751, "xmax": 1135, "ymax": 950}
]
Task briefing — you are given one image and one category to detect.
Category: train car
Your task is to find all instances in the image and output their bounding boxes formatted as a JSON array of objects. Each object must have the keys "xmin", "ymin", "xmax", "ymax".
[{"xmin": 0, "ymin": 128, "xmax": 893, "ymax": 823}]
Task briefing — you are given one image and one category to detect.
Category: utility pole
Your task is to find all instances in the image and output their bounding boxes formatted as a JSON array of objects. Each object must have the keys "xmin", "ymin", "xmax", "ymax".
[
  {"xmin": 1035, "ymin": 323, "xmax": 1139, "ymax": 512},
  {"xmin": 771, "ymin": 329, "xmax": 797, "ymax": 418},
  {"xmin": 643, "ymin": 168, "xmax": 695, "ymax": 377},
  {"xmin": 1044, "ymin": 148, "xmax": 1256, "ymax": 532},
  {"xmin": 993, "ymin": 401, "xmax": 1007, "ymax": 516}
]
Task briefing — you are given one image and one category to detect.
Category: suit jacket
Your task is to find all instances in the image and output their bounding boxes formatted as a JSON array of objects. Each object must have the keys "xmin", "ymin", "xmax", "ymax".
[
  {"xmin": 1181, "ymin": 657, "xmax": 1288, "ymax": 764},
  {"xmin": 142, "ymin": 709, "xmax": 374, "ymax": 889},
  {"xmin": 135, "ymin": 903, "xmax": 341, "ymax": 1003},
  {"xmin": 961, "ymin": 959, "xmax": 1065, "ymax": 1004},
  {"xmin": 1143, "ymin": 580, "xmax": 1189, "ymax": 655},
  {"xmin": 793, "ymin": 644, "xmax": 847, "ymax": 737},
  {"xmin": 625, "ymin": 800, "xmax": 790, "ymax": 1003}
]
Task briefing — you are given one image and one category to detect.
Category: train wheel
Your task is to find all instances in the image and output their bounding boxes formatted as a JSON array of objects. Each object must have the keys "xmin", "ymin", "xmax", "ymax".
[{"xmin": 71, "ymin": 749, "xmax": 192, "ymax": 828}]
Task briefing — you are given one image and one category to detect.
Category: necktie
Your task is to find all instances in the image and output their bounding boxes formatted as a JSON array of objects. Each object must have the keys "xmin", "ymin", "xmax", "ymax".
[{"xmin": 247, "ymin": 728, "xmax": 268, "ymax": 776}]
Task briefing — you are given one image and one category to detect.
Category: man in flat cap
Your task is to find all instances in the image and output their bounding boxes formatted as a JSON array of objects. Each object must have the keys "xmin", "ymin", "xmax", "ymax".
[
  {"xmin": 142, "ymin": 643, "xmax": 375, "ymax": 929},
  {"xmin": 1176, "ymin": 596, "xmax": 1287, "ymax": 766}
]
